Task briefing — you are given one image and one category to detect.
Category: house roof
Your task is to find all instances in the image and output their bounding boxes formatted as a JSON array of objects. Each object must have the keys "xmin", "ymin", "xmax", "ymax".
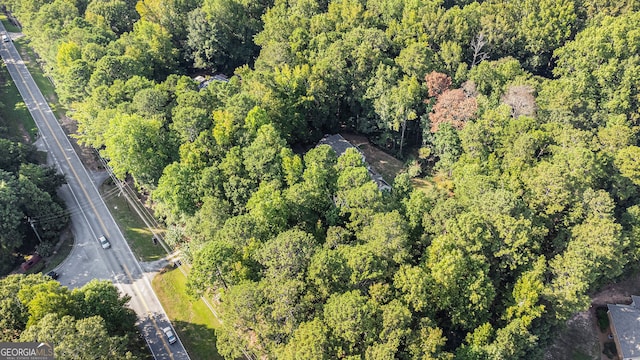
[
  {"xmin": 318, "ymin": 134, "xmax": 359, "ymax": 158},
  {"xmin": 193, "ymin": 73, "xmax": 230, "ymax": 90},
  {"xmin": 608, "ymin": 297, "xmax": 640, "ymax": 359},
  {"xmin": 317, "ymin": 134, "xmax": 392, "ymax": 191}
]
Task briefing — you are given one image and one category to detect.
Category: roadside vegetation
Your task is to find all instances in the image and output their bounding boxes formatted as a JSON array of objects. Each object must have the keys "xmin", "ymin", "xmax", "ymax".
[
  {"xmin": 11, "ymin": 37, "xmax": 66, "ymax": 119},
  {"xmin": 0, "ymin": 50, "xmax": 36, "ymax": 141},
  {"xmin": 0, "ymin": 274, "xmax": 149, "ymax": 359},
  {"xmin": 1, "ymin": 16, "xmax": 65, "ymax": 119},
  {"xmin": 4, "ymin": 0, "xmax": 640, "ymax": 359},
  {"xmin": 0, "ymin": 121, "xmax": 68, "ymax": 275},
  {"xmin": 0, "ymin": 17, "xmax": 71, "ymax": 277},
  {"xmin": 41, "ymin": 228, "xmax": 74, "ymax": 273},
  {"xmin": 0, "ymin": 14, "xmax": 20, "ymax": 32},
  {"xmin": 99, "ymin": 181, "xmax": 166, "ymax": 262},
  {"xmin": 102, "ymin": 180, "xmax": 223, "ymax": 359},
  {"xmin": 152, "ymin": 267, "xmax": 222, "ymax": 360}
]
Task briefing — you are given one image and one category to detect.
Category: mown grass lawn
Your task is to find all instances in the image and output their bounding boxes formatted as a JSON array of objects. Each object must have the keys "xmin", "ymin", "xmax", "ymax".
[
  {"xmin": 0, "ymin": 53, "xmax": 36, "ymax": 141},
  {"xmin": 152, "ymin": 267, "xmax": 223, "ymax": 360},
  {"xmin": 0, "ymin": 15, "xmax": 21, "ymax": 33},
  {"xmin": 100, "ymin": 182, "xmax": 166, "ymax": 261}
]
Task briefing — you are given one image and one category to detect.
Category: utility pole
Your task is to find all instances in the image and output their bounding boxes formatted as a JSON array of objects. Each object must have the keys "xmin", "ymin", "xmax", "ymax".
[{"xmin": 27, "ymin": 217, "xmax": 43, "ymax": 243}]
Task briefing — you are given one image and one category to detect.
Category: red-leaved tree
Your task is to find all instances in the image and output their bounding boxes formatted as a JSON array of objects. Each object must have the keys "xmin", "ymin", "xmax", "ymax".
[{"xmin": 425, "ymin": 71, "xmax": 478, "ymax": 132}]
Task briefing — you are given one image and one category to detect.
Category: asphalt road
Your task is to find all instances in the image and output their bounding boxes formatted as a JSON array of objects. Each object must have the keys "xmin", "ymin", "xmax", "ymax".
[{"xmin": 0, "ymin": 23, "xmax": 190, "ymax": 360}]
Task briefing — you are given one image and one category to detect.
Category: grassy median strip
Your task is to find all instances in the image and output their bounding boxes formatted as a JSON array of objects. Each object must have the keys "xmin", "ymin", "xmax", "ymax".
[{"xmin": 152, "ymin": 267, "xmax": 223, "ymax": 360}]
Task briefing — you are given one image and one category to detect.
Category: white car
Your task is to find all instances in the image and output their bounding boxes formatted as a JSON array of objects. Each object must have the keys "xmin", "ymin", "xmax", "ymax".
[
  {"xmin": 162, "ymin": 327, "xmax": 177, "ymax": 344},
  {"xmin": 98, "ymin": 235, "xmax": 111, "ymax": 249},
  {"xmin": 2, "ymin": 34, "xmax": 9, "ymax": 42}
]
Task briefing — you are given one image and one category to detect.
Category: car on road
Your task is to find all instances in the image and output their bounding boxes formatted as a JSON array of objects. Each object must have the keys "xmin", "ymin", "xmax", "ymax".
[
  {"xmin": 46, "ymin": 271, "xmax": 59, "ymax": 280},
  {"xmin": 98, "ymin": 235, "xmax": 111, "ymax": 249},
  {"xmin": 162, "ymin": 327, "xmax": 177, "ymax": 344},
  {"xmin": 2, "ymin": 34, "xmax": 9, "ymax": 42}
]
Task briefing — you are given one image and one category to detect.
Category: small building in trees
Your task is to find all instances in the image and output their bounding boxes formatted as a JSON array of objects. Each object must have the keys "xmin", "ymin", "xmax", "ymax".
[
  {"xmin": 318, "ymin": 134, "xmax": 391, "ymax": 191},
  {"xmin": 607, "ymin": 296, "xmax": 640, "ymax": 359},
  {"xmin": 193, "ymin": 73, "xmax": 229, "ymax": 90}
]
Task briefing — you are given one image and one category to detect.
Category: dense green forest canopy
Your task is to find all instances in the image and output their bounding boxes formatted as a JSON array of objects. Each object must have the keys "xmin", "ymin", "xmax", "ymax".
[
  {"xmin": 4, "ymin": 0, "xmax": 640, "ymax": 358},
  {"xmin": 0, "ymin": 274, "xmax": 144, "ymax": 359}
]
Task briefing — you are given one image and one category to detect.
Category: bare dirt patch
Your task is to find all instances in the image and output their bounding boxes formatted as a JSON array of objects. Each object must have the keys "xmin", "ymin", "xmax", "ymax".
[
  {"xmin": 545, "ymin": 272, "xmax": 640, "ymax": 360},
  {"xmin": 341, "ymin": 133, "xmax": 404, "ymax": 182},
  {"xmin": 545, "ymin": 309, "xmax": 600, "ymax": 360},
  {"xmin": 17, "ymin": 122, "xmax": 31, "ymax": 143}
]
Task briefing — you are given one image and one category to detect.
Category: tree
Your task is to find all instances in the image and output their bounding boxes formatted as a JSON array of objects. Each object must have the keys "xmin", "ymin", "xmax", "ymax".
[
  {"xmin": 505, "ymin": 257, "xmax": 546, "ymax": 326},
  {"xmin": 343, "ymin": 244, "xmax": 389, "ymax": 288},
  {"xmin": 467, "ymin": 57, "xmax": 528, "ymax": 101},
  {"xmin": 102, "ymin": 113, "xmax": 176, "ymax": 187},
  {"xmin": 547, "ymin": 190, "xmax": 627, "ymax": 321},
  {"xmin": 72, "ymin": 280, "xmax": 137, "ymax": 336},
  {"xmin": 188, "ymin": 240, "xmax": 240, "ymax": 295},
  {"xmin": 242, "ymin": 124, "xmax": 286, "ymax": 182},
  {"xmin": 87, "ymin": 55, "xmax": 146, "ymax": 89},
  {"xmin": 546, "ymin": 12, "xmax": 640, "ymax": 124},
  {"xmin": 256, "ymin": 229, "xmax": 317, "ymax": 280},
  {"xmin": 118, "ymin": 20, "xmax": 179, "ymax": 79},
  {"xmin": 0, "ymin": 171, "xmax": 28, "ymax": 273},
  {"xmin": 357, "ymin": 211, "xmax": 411, "ymax": 264},
  {"xmin": 84, "ymin": 0, "xmax": 139, "ymax": 35},
  {"xmin": 393, "ymin": 264, "xmax": 433, "ymax": 313},
  {"xmin": 216, "ymin": 282, "xmax": 267, "ymax": 357},
  {"xmin": 170, "ymin": 94, "xmax": 214, "ymax": 143},
  {"xmin": 0, "ymin": 274, "xmax": 139, "ymax": 357},
  {"xmin": 186, "ymin": 0, "xmax": 265, "ymax": 73},
  {"xmin": 406, "ymin": 318, "xmax": 453, "ymax": 360},
  {"xmin": 279, "ymin": 318, "xmax": 331, "ymax": 360},
  {"xmin": 56, "ymin": 59, "xmax": 93, "ymax": 105},
  {"xmin": 370, "ymin": 72, "xmax": 424, "ymax": 155},
  {"xmin": 0, "ymin": 274, "xmax": 50, "ymax": 341},
  {"xmin": 616, "ymin": 146, "xmax": 640, "ymax": 186},
  {"xmin": 502, "ymin": 85, "xmax": 536, "ymax": 118},
  {"xmin": 427, "ymin": 234, "xmax": 496, "ymax": 330},
  {"xmin": 335, "ymin": 148, "xmax": 384, "ymax": 230},
  {"xmin": 151, "ymin": 162, "xmax": 200, "ymax": 221},
  {"xmin": 245, "ymin": 64, "xmax": 316, "ymax": 142},
  {"xmin": 306, "ymin": 248, "xmax": 350, "ymax": 301},
  {"xmin": 425, "ymin": 71, "xmax": 452, "ymax": 99},
  {"xmin": 212, "ymin": 110, "xmax": 241, "ymax": 149},
  {"xmin": 518, "ymin": 0, "xmax": 576, "ymax": 67},
  {"xmin": 20, "ymin": 314, "xmax": 136, "ymax": 360},
  {"xmin": 135, "ymin": 0, "xmax": 201, "ymax": 49},
  {"xmin": 379, "ymin": 299, "xmax": 412, "ymax": 345},
  {"xmin": 323, "ymin": 290, "xmax": 378, "ymax": 355},
  {"xmin": 396, "ymin": 41, "xmax": 438, "ymax": 80},
  {"xmin": 429, "ymin": 87, "xmax": 478, "ymax": 132},
  {"xmin": 432, "ymin": 122, "xmax": 463, "ymax": 173},
  {"xmin": 0, "ymin": 140, "xmax": 35, "ymax": 174}
]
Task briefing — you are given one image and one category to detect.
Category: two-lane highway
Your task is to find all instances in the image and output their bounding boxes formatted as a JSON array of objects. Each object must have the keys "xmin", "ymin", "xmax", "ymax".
[{"xmin": 0, "ymin": 23, "xmax": 190, "ymax": 360}]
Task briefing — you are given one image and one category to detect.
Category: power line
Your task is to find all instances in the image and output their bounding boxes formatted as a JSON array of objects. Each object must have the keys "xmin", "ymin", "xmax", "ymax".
[{"xmin": 31, "ymin": 185, "xmax": 123, "ymax": 223}]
